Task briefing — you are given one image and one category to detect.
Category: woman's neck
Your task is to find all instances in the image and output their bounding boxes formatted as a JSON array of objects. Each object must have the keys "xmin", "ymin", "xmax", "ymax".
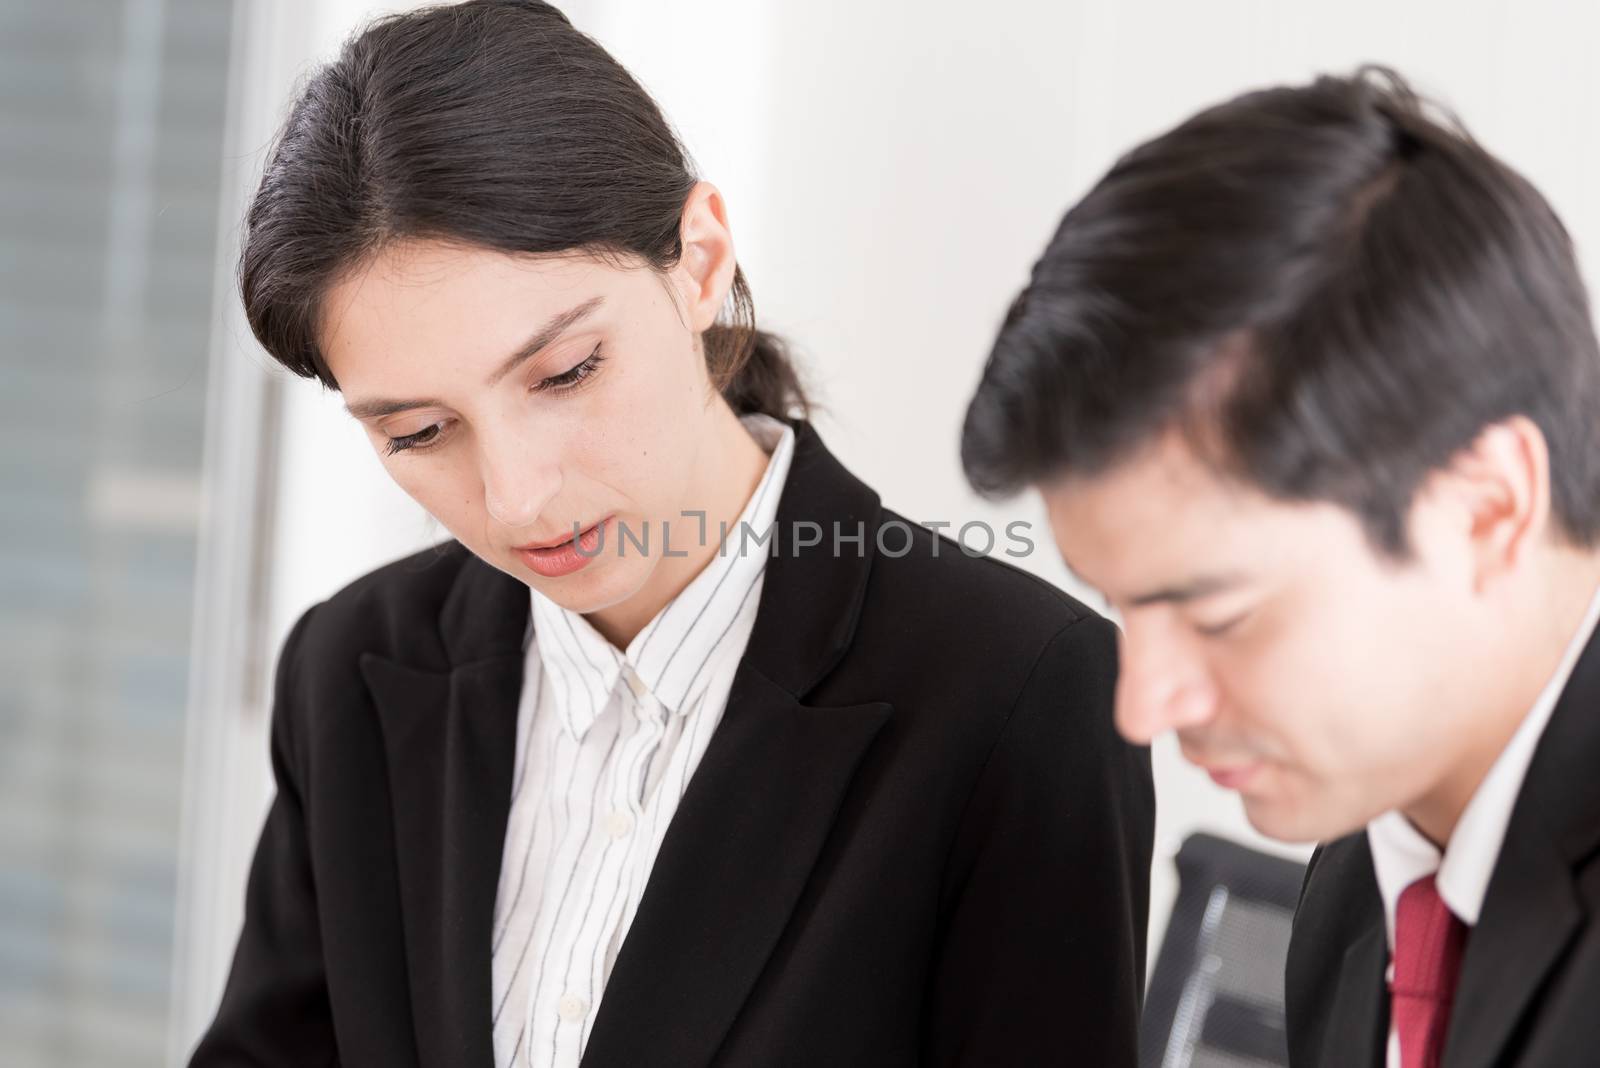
[{"xmin": 586, "ymin": 401, "xmax": 772, "ymax": 649}]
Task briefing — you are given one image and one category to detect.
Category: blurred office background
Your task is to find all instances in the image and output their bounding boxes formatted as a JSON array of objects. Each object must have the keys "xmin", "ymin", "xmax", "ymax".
[{"xmin": 2, "ymin": 0, "xmax": 1597, "ymax": 1063}]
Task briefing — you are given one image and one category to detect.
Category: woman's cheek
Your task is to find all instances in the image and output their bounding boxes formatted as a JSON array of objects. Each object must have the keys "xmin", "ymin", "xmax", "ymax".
[{"xmin": 382, "ymin": 459, "xmax": 467, "ymax": 531}]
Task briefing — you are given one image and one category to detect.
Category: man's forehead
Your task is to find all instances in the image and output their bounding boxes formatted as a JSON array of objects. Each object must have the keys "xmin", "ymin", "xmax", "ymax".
[
  {"xmin": 1041, "ymin": 449, "xmax": 1289, "ymax": 599},
  {"xmin": 1043, "ymin": 442, "xmax": 1238, "ymax": 543}
]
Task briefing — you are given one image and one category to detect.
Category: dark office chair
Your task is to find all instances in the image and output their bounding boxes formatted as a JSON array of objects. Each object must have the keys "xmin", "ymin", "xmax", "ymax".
[{"xmin": 1140, "ymin": 833, "xmax": 1308, "ymax": 1068}]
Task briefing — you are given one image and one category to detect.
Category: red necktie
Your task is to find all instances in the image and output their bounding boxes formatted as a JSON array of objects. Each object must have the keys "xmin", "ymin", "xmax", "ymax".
[{"xmin": 1391, "ymin": 874, "xmax": 1468, "ymax": 1068}]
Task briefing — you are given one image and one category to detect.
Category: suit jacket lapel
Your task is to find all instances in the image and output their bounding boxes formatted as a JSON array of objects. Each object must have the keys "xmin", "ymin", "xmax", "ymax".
[
  {"xmin": 1323, "ymin": 919, "xmax": 1389, "ymax": 1068},
  {"xmin": 583, "ymin": 420, "xmax": 894, "ymax": 1066},
  {"xmin": 1304, "ymin": 840, "xmax": 1388, "ymax": 1068},
  {"xmin": 364, "ymin": 550, "xmax": 529, "ymax": 1068},
  {"xmin": 580, "ymin": 666, "xmax": 891, "ymax": 1066},
  {"xmin": 1445, "ymin": 827, "xmax": 1581, "ymax": 1068},
  {"xmin": 1444, "ymin": 625, "xmax": 1600, "ymax": 1068}
]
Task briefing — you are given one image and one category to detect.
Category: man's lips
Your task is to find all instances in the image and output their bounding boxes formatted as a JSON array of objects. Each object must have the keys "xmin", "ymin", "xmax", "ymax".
[
  {"xmin": 1180, "ymin": 740, "xmax": 1266, "ymax": 790},
  {"xmin": 1202, "ymin": 762, "xmax": 1263, "ymax": 790}
]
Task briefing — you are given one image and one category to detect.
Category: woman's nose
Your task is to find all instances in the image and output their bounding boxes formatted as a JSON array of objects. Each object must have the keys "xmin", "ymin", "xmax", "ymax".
[{"xmin": 480, "ymin": 436, "xmax": 562, "ymax": 531}]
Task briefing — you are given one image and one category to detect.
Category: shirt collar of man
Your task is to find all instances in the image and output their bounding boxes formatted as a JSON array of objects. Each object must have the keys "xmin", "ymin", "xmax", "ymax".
[
  {"xmin": 526, "ymin": 414, "xmax": 796, "ymax": 741},
  {"xmin": 1368, "ymin": 577, "xmax": 1600, "ymax": 948}
]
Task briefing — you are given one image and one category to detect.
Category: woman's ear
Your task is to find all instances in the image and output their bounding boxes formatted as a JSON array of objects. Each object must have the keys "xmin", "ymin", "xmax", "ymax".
[{"xmin": 673, "ymin": 181, "xmax": 737, "ymax": 332}]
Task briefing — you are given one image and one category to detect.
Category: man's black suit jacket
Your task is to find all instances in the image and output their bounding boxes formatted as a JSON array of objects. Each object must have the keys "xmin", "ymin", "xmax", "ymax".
[
  {"xmin": 188, "ymin": 420, "xmax": 1155, "ymax": 1067},
  {"xmin": 1287, "ymin": 623, "xmax": 1600, "ymax": 1067}
]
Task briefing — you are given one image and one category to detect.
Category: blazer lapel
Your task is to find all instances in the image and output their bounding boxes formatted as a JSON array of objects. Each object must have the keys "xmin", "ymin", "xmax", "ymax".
[
  {"xmin": 1444, "ymin": 829, "xmax": 1581, "ymax": 1068},
  {"xmin": 582, "ymin": 420, "xmax": 895, "ymax": 1067},
  {"xmin": 1444, "ymin": 625, "xmax": 1600, "ymax": 1068},
  {"xmin": 580, "ymin": 666, "xmax": 891, "ymax": 1066},
  {"xmin": 1321, "ymin": 919, "xmax": 1389, "ymax": 1068},
  {"xmin": 1306, "ymin": 840, "xmax": 1387, "ymax": 1068},
  {"xmin": 364, "ymin": 551, "xmax": 530, "ymax": 1068}
]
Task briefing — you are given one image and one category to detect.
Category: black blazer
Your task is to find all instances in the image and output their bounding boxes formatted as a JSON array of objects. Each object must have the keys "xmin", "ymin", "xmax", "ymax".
[
  {"xmin": 189, "ymin": 421, "xmax": 1155, "ymax": 1067},
  {"xmin": 1286, "ymin": 623, "xmax": 1600, "ymax": 1068}
]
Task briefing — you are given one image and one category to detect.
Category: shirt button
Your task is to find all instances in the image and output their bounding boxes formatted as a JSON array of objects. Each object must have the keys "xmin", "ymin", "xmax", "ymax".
[
  {"xmin": 606, "ymin": 808, "xmax": 635, "ymax": 839},
  {"xmin": 622, "ymin": 665, "xmax": 649, "ymax": 699},
  {"xmin": 557, "ymin": 994, "xmax": 587, "ymax": 1022}
]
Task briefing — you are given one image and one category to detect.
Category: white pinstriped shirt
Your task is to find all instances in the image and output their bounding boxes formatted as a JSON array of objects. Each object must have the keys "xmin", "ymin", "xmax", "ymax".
[{"xmin": 489, "ymin": 414, "xmax": 795, "ymax": 1068}]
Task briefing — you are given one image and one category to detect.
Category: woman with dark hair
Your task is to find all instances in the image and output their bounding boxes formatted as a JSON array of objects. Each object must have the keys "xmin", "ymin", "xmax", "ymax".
[{"xmin": 189, "ymin": 3, "xmax": 1154, "ymax": 1066}]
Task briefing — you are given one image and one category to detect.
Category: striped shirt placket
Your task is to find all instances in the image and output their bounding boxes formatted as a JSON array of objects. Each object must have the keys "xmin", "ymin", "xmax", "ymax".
[
  {"xmin": 545, "ymin": 685, "xmax": 664, "ymax": 1064},
  {"xmin": 487, "ymin": 415, "xmax": 796, "ymax": 1068},
  {"xmin": 495, "ymin": 720, "xmax": 619, "ymax": 1048},
  {"xmin": 492, "ymin": 675, "xmax": 568, "ymax": 955},
  {"xmin": 493, "ymin": 717, "xmax": 568, "ymax": 1064},
  {"xmin": 507, "ymin": 655, "xmax": 542, "ymax": 807}
]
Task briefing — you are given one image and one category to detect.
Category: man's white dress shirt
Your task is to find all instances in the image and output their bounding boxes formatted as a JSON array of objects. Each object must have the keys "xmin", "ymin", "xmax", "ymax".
[
  {"xmin": 1367, "ymin": 580, "xmax": 1600, "ymax": 1068},
  {"xmin": 488, "ymin": 414, "xmax": 795, "ymax": 1068}
]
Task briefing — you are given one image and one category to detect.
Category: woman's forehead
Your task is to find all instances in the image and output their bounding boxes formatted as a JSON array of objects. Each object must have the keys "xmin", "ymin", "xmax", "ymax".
[{"xmin": 318, "ymin": 245, "xmax": 630, "ymax": 377}]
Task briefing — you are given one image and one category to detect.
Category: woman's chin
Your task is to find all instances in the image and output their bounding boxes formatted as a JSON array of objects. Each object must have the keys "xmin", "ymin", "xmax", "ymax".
[{"xmin": 517, "ymin": 550, "xmax": 652, "ymax": 616}]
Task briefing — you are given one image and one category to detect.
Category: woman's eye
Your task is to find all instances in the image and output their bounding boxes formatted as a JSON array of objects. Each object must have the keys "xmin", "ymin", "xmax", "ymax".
[
  {"xmin": 533, "ymin": 344, "xmax": 605, "ymax": 394},
  {"xmin": 384, "ymin": 421, "xmax": 446, "ymax": 455}
]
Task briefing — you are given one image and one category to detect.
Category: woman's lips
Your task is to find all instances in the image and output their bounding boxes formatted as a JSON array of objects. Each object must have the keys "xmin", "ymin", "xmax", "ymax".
[{"xmin": 513, "ymin": 516, "xmax": 610, "ymax": 578}]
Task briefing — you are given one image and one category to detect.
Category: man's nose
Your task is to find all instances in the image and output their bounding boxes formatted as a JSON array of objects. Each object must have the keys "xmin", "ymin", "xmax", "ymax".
[{"xmin": 1113, "ymin": 624, "xmax": 1218, "ymax": 745}]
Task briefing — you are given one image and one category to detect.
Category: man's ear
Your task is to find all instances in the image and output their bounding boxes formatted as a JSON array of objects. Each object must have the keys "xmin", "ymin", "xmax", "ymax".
[
  {"xmin": 1422, "ymin": 415, "xmax": 1551, "ymax": 592},
  {"xmin": 672, "ymin": 181, "xmax": 737, "ymax": 333}
]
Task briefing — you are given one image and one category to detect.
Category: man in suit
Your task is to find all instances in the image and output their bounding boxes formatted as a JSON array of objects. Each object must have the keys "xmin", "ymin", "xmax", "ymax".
[{"xmin": 961, "ymin": 67, "xmax": 1600, "ymax": 1066}]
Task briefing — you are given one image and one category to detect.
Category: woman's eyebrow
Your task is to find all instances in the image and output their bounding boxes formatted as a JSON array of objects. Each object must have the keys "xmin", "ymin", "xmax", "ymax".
[
  {"xmin": 484, "ymin": 295, "xmax": 606, "ymax": 387},
  {"xmin": 345, "ymin": 396, "xmax": 441, "ymax": 420},
  {"xmin": 343, "ymin": 296, "xmax": 607, "ymax": 420}
]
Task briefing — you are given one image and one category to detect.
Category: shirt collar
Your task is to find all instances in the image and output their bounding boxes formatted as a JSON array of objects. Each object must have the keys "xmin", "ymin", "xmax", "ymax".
[
  {"xmin": 528, "ymin": 590, "xmax": 625, "ymax": 740},
  {"xmin": 1368, "ymin": 578, "xmax": 1600, "ymax": 947},
  {"xmin": 527, "ymin": 414, "xmax": 795, "ymax": 740}
]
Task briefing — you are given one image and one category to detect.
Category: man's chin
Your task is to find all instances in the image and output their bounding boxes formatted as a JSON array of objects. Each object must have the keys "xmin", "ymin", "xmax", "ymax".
[{"xmin": 1239, "ymin": 792, "xmax": 1365, "ymax": 846}]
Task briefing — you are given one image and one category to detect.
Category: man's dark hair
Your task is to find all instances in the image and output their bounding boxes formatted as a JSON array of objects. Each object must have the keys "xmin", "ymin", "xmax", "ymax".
[{"xmin": 962, "ymin": 67, "xmax": 1600, "ymax": 556}]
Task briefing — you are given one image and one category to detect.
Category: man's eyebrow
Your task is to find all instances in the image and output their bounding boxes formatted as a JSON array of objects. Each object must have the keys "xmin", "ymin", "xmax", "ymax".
[
  {"xmin": 1128, "ymin": 573, "xmax": 1248, "ymax": 608},
  {"xmin": 485, "ymin": 295, "xmax": 606, "ymax": 387}
]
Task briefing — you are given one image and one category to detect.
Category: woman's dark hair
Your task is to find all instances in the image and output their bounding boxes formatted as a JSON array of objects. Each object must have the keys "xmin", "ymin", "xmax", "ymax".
[
  {"xmin": 241, "ymin": 0, "xmax": 807, "ymax": 420},
  {"xmin": 962, "ymin": 67, "xmax": 1600, "ymax": 557}
]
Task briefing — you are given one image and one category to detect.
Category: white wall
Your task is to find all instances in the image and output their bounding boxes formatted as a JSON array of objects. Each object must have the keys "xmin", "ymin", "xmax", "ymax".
[
  {"xmin": 187, "ymin": 0, "xmax": 1600, "ymax": 1043},
  {"xmin": 575, "ymin": 0, "xmax": 1600, "ymax": 957}
]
